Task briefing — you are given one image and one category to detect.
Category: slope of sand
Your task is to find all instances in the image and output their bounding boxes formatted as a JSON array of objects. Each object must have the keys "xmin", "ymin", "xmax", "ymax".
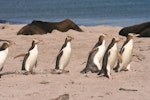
[{"xmin": 0, "ymin": 23, "xmax": 150, "ymax": 100}]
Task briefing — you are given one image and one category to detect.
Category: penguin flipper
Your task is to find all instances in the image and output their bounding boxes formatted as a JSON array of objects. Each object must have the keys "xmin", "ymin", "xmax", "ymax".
[
  {"xmin": 120, "ymin": 47, "xmax": 125, "ymax": 55},
  {"xmin": 57, "ymin": 50, "xmax": 63, "ymax": 58},
  {"xmin": 14, "ymin": 53, "xmax": 28, "ymax": 59},
  {"xmin": 55, "ymin": 50, "xmax": 63, "ymax": 69},
  {"xmin": 89, "ymin": 47, "xmax": 98, "ymax": 54}
]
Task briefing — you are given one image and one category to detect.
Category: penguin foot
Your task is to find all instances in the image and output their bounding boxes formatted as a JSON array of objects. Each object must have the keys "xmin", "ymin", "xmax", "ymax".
[
  {"xmin": 51, "ymin": 69, "xmax": 69, "ymax": 74},
  {"xmin": 20, "ymin": 70, "xmax": 30, "ymax": 75},
  {"xmin": 30, "ymin": 71, "xmax": 36, "ymax": 75},
  {"xmin": 105, "ymin": 74, "xmax": 112, "ymax": 79},
  {"xmin": 91, "ymin": 69, "xmax": 99, "ymax": 73},
  {"xmin": 23, "ymin": 71, "xmax": 30, "ymax": 75},
  {"xmin": 120, "ymin": 69, "xmax": 130, "ymax": 72}
]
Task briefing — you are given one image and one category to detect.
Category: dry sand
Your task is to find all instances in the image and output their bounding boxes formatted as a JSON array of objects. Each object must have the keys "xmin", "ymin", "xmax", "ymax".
[{"xmin": 0, "ymin": 23, "xmax": 150, "ymax": 100}]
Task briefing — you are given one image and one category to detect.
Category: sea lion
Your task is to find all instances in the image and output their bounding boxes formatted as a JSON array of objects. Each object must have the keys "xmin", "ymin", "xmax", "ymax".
[
  {"xmin": 17, "ymin": 19, "xmax": 83, "ymax": 35},
  {"xmin": 119, "ymin": 22, "xmax": 150, "ymax": 37}
]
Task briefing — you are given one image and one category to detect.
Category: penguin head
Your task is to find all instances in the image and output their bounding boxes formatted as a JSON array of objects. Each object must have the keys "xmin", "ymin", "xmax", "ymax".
[
  {"xmin": 0, "ymin": 40, "xmax": 15, "ymax": 50},
  {"xmin": 99, "ymin": 34, "xmax": 106, "ymax": 41},
  {"xmin": 32, "ymin": 39, "xmax": 42, "ymax": 45},
  {"xmin": 65, "ymin": 36, "xmax": 74, "ymax": 42},
  {"xmin": 113, "ymin": 37, "xmax": 120, "ymax": 43}
]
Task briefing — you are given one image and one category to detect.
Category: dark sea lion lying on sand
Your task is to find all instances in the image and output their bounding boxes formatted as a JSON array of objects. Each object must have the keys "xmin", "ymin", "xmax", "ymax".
[
  {"xmin": 17, "ymin": 19, "xmax": 83, "ymax": 35},
  {"xmin": 119, "ymin": 22, "xmax": 150, "ymax": 37}
]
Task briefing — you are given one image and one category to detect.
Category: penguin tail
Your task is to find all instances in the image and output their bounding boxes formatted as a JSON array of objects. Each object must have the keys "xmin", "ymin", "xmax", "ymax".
[
  {"xmin": 0, "ymin": 71, "xmax": 16, "ymax": 78},
  {"xmin": 90, "ymin": 66, "xmax": 99, "ymax": 73},
  {"xmin": 113, "ymin": 62, "xmax": 119, "ymax": 72},
  {"xmin": 80, "ymin": 67, "xmax": 89, "ymax": 74}
]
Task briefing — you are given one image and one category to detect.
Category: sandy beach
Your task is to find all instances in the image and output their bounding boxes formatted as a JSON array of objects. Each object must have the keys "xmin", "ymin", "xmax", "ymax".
[{"xmin": 0, "ymin": 23, "xmax": 150, "ymax": 100}]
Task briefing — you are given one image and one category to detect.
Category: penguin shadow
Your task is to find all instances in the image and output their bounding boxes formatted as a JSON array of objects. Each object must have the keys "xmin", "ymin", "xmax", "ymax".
[
  {"xmin": 50, "ymin": 94, "xmax": 69, "ymax": 100},
  {"xmin": 133, "ymin": 52, "xmax": 145, "ymax": 62},
  {"xmin": 0, "ymin": 71, "xmax": 16, "ymax": 78}
]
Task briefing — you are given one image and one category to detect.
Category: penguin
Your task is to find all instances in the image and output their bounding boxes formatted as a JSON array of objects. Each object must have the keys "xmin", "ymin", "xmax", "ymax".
[
  {"xmin": 113, "ymin": 33, "xmax": 139, "ymax": 72},
  {"xmin": 0, "ymin": 39, "xmax": 14, "ymax": 78},
  {"xmin": 98, "ymin": 37, "xmax": 120, "ymax": 79},
  {"xmin": 14, "ymin": 39, "xmax": 42, "ymax": 74},
  {"xmin": 80, "ymin": 34, "xmax": 106, "ymax": 73},
  {"xmin": 53, "ymin": 36, "xmax": 74, "ymax": 74}
]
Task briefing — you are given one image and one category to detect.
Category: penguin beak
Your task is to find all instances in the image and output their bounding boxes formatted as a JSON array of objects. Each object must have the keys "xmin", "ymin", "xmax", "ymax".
[
  {"xmin": 67, "ymin": 36, "xmax": 74, "ymax": 41},
  {"xmin": 115, "ymin": 37, "xmax": 121, "ymax": 42},
  {"xmin": 33, "ymin": 39, "xmax": 43, "ymax": 44},
  {"xmin": 36, "ymin": 40, "xmax": 43, "ymax": 44},
  {"xmin": 133, "ymin": 34, "xmax": 140, "ymax": 37},
  {"xmin": 128, "ymin": 33, "xmax": 140, "ymax": 37},
  {"xmin": 9, "ymin": 41, "xmax": 16, "ymax": 46}
]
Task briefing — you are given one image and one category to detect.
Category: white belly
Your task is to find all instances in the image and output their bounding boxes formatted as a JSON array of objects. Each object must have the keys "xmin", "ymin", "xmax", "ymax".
[
  {"xmin": 25, "ymin": 46, "xmax": 38, "ymax": 71},
  {"xmin": 122, "ymin": 40, "xmax": 133, "ymax": 66},
  {"xmin": 93, "ymin": 41, "xmax": 106, "ymax": 70},
  {"xmin": 108, "ymin": 44, "xmax": 118, "ymax": 69},
  {"xmin": 59, "ymin": 43, "xmax": 71, "ymax": 70},
  {"xmin": 0, "ymin": 49, "xmax": 8, "ymax": 70}
]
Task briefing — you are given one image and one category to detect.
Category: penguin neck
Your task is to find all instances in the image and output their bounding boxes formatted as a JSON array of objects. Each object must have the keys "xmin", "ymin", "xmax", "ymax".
[
  {"xmin": 2, "ymin": 48, "xmax": 8, "ymax": 53},
  {"xmin": 29, "ymin": 43, "xmax": 38, "ymax": 51},
  {"xmin": 107, "ymin": 40, "xmax": 118, "ymax": 51},
  {"xmin": 102, "ymin": 40, "xmax": 105, "ymax": 46},
  {"xmin": 127, "ymin": 39, "xmax": 133, "ymax": 47},
  {"xmin": 113, "ymin": 43, "xmax": 117, "ymax": 48},
  {"xmin": 33, "ymin": 45, "xmax": 38, "ymax": 50},
  {"xmin": 66, "ymin": 42, "xmax": 71, "ymax": 48},
  {"xmin": 30, "ymin": 44, "xmax": 38, "ymax": 54},
  {"xmin": 109, "ymin": 40, "xmax": 116, "ymax": 48},
  {"xmin": 0, "ymin": 47, "xmax": 8, "ymax": 51}
]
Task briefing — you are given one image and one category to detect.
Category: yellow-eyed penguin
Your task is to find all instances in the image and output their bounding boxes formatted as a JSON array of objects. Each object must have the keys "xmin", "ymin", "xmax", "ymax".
[
  {"xmin": 113, "ymin": 33, "xmax": 139, "ymax": 72},
  {"xmin": 98, "ymin": 37, "xmax": 120, "ymax": 79},
  {"xmin": 0, "ymin": 39, "xmax": 14, "ymax": 78},
  {"xmin": 14, "ymin": 39, "xmax": 42, "ymax": 74},
  {"xmin": 53, "ymin": 36, "xmax": 74, "ymax": 74},
  {"xmin": 80, "ymin": 34, "xmax": 106, "ymax": 73}
]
